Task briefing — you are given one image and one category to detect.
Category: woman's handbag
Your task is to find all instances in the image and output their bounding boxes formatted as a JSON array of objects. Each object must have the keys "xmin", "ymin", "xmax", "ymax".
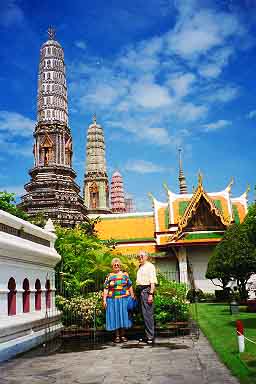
[{"xmin": 127, "ymin": 296, "xmax": 138, "ymax": 312}]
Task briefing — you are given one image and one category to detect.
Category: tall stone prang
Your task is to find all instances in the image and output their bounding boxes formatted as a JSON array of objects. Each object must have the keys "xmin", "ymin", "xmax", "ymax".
[
  {"xmin": 178, "ymin": 148, "xmax": 188, "ymax": 194},
  {"xmin": 110, "ymin": 171, "xmax": 126, "ymax": 213},
  {"xmin": 83, "ymin": 115, "xmax": 111, "ymax": 213},
  {"xmin": 19, "ymin": 28, "xmax": 87, "ymax": 226}
]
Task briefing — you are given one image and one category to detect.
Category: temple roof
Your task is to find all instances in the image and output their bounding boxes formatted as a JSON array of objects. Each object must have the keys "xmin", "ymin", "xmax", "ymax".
[{"xmin": 94, "ymin": 175, "xmax": 249, "ymax": 252}]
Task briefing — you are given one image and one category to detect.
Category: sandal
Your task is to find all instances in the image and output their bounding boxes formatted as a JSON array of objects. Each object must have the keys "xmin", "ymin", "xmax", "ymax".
[
  {"xmin": 121, "ymin": 336, "xmax": 128, "ymax": 342},
  {"xmin": 114, "ymin": 336, "xmax": 121, "ymax": 343}
]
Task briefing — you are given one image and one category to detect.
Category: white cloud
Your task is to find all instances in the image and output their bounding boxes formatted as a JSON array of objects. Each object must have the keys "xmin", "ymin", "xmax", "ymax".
[
  {"xmin": 166, "ymin": 72, "xmax": 196, "ymax": 98},
  {"xmin": 0, "ymin": 110, "xmax": 35, "ymax": 137},
  {"xmin": 125, "ymin": 160, "xmax": 167, "ymax": 174},
  {"xmin": 206, "ymin": 86, "xmax": 239, "ymax": 103},
  {"xmin": 75, "ymin": 40, "xmax": 87, "ymax": 50},
  {"xmin": 81, "ymin": 84, "xmax": 127, "ymax": 107},
  {"xmin": 198, "ymin": 47, "xmax": 234, "ymax": 79},
  {"xmin": 131, "ymin": 81, "xmax": 172, "ymax": 109},
  {"xmin": 177, "ymin": 102, "xmax": 207, "ymax": 122},
  {"xmin": 247, "ymin": 110, "xmax": 256, "ymax": 119},
  {"xmin": 168, "ymin": 9, "xmax": 242, "ymax": 59},
  {"xmin": 202, "ymin": 119, "xmax": 232, "ymax": 132}
]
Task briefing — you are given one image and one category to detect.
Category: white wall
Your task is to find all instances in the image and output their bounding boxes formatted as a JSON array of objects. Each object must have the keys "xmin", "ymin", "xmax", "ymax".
[{"xmin": 187, "ymin": 246, "xmax": 221, "ymax": 292}]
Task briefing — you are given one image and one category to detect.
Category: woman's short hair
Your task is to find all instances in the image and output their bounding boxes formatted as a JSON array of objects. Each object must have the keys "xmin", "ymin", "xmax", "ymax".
[{"xmin": 111, "ymin": 257, "xmax": 121, "ymax": 266}]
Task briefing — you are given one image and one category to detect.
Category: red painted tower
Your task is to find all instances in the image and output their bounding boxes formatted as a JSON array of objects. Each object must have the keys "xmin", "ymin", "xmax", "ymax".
[{"xmin": 110, "ymin": 171, "xmax": 126, "ymax": 213}]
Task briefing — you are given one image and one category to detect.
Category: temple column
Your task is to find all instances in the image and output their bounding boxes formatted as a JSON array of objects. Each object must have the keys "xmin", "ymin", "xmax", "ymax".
[
  {"xmin": 0, "ymin": 289, "xmax": 8, "ymax": 315},
  {"xmin": 177, "ymin": 247, "xmax": 188, "ymax": 284}
]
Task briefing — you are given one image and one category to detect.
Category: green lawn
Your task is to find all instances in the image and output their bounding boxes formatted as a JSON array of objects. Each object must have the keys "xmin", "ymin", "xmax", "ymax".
[{"xmin": 195, "ymin": 303, "xmax": 256, "ymax": 384}]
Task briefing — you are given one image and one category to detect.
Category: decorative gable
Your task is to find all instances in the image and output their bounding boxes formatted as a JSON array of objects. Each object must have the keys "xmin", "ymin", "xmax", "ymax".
[{"xmin": 185, "ymin": 195, "xmax": 226, "ymax": 232}]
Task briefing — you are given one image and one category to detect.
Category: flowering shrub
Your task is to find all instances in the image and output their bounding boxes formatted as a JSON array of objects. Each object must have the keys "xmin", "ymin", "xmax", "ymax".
[
  {"xmin": 154, "ymin": 274, "xmax": 189, "ymax": 326},
  {"xmin": 56, "ymin": 291, "xmax": 105, "ymax": 328}
]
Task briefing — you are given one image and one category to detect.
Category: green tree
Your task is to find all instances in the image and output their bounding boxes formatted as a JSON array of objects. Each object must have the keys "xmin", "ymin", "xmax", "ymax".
[
  {"xmin": 55, "ymin": 225, "xmax": 114, "ymax": 297},
  {"xmin": 243, "ymin": 202, "xmax": 256, "ymax": 246},
  {"xmin": 206, "ymin": 223, "xmax": 256, "ymax": 300},
  {"xmin": 206, "ymin": 252, "xmax": 232, "ymax": 290},
  {"xmin": 80, "ymin": 216, "xmax": 101, "ymax": 237},
  {"xmin": 0, "ymin": 191, "xmax": 29, "ymax": 220}
]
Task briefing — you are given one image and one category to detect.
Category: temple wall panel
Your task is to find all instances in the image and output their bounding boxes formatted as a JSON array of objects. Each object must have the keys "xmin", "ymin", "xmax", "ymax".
[
  {"xmin": 186, "ymin": 246, "xmax": 221, "ymax": 293},
  {"xmin": 96, "ymin": 216, "xmax": 155, "ymax": 241}
]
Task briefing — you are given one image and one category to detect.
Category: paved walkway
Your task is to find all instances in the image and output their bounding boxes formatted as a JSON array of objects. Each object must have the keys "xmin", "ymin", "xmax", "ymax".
[{"xmin": 0, "ymin": 334, "xmax": 239, "ymax": 384}]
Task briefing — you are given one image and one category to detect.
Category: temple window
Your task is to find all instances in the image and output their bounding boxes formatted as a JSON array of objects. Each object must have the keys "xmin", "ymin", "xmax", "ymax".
[
  {"xmin": 47, "ymin": 72, "xmax": 50, "ymax": 80},
  {"xmin": 35, "ymin": 279, "xmax": 41, "ymax": 311},
  {"xmin": 22, "ymin": 278, "xmax": 30, "ymax": 313},
  {"xmin": 8, "ymin": 277, "xmax": 16, "ymax": 316},
  {"xmin": 45, "ymin": 279, "xmax": 51, "ymax": 309}
]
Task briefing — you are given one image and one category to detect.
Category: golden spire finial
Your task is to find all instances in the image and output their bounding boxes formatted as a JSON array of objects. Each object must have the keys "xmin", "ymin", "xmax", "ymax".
[
  {"xmin": 148, "ymin": 192, "xmax": 155, "ymax": 208},
  {"xmin": 245, "ymin": 184, "xmax": 250, "ymax": 199},
  {"xmin": 92, "ymin": 113, "xmax": 97, "ymax": 124},
  {"xmin": 198, "ymin": 170, "xmax": 203, "ymax": 186},
  {"xmin": 163, "ymin": 182, "xmax": 169, "ymax": 193},
  {"xmin": 226, "ymin": 177, "xmax": 234, "ymax": 193},
  {"xmin": 48, "ymin": 26, "xmax": 56, "ymax": 40},
  {"xmin": 148, "ymin": 192, "xmax": 155, "ymax": 201}
]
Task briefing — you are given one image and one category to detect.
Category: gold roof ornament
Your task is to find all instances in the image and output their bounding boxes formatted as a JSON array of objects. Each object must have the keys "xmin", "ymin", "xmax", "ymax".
[
  {"xmin": 245, "ymin": 184, "xmax": 250, "ymax": 199},
  {"xmin": 147, "ymin": 192, "xmax": 156, "ymax": 209},
  {"xmin": 226, "ymin": 177, "xmax": 234, "ymax": 194},
  {"xmin": 92, "ymin": 113, "xmax": 97, "ymax": 124},
  {"xmin": 163, "ymin": 182, "xmax": 169, "ymax": 193},
  {"xmin": 198, "ymin": 171, "xmax": 203, "ymax": 187}
]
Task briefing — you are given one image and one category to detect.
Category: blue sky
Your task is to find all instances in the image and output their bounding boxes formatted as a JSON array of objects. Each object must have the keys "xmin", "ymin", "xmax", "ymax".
[{"xmin": 0, "ymin": 0, "xmax": 256, "ymax": 211}]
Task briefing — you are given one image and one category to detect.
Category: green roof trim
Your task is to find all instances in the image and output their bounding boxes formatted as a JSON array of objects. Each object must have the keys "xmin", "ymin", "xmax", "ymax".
[
  {"xmin": 232, "ymin": 204, "xmax": 240, "ymax": 224},
  {"xmin": 164, "ymin": 207, "xmax": 169, "ymax": 229},
  {"xmin": 102, "ymin": 237, "xmax": 155, "ymax": 243},
  {"xmin": 179, "ymin": 201, "xmax": 189, "ymax": 216},
  {"xmin": 184, "ymin": 232, "xmax": 224, "ymax": 240},
  {"xmin": 214, "ymin": 199, "xmax": 223, "ymax": 213},
  {"xmin": 99, "ymin": 214, "xmax": 153, "ymax": 221}
]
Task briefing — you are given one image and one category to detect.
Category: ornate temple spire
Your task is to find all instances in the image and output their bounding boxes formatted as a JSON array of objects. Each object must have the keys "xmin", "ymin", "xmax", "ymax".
[
  {"xmin": 19, "ymin": 29, "xmax": 87, "ymax": 226},
  {"xmin": 111, "ymin": 171, "xmax": 126, "ymax": 213},
  {"xmin": 83, "ymin": 116, "xmax": 111, "ymax": 213},
  {"xmin": 178, "ymin": 148, "xmax": 188, "ymax": 194},
  {"xmin": 37, "ymin": 27, "xmax": 68, "ymax": 125}
]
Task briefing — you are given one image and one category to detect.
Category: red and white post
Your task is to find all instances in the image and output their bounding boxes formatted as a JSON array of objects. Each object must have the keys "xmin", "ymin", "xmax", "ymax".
[{"xmin": 236, "ymin": 320, "xmax": 245, "ymax": 353}]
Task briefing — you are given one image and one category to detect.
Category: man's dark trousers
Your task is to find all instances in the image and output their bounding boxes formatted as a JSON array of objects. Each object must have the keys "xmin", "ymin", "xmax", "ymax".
[{"xmin": 140, "ymin": 287, "xmax": 154, "ymax": 340}]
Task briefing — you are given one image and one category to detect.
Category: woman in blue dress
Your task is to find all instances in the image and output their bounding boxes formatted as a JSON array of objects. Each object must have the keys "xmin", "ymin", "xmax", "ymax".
[{"xmin": 103, "ymin": 258, "xmax": 135, "ymax": 343}]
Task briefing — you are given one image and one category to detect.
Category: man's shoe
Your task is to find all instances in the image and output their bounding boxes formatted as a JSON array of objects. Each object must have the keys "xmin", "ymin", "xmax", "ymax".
[
  {"xmin": 146, "ymin": 339, "xmax": 154, "ymax": 345},
  {"xmin": 138, "ymin": 337, "xmax": 147, "ymax": 343}
]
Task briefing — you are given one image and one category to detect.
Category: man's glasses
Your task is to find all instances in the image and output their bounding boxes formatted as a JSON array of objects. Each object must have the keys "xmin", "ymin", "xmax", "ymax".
[{"xmin": 113, "ymin": 263, "xmax": 120, "ymax": 266}]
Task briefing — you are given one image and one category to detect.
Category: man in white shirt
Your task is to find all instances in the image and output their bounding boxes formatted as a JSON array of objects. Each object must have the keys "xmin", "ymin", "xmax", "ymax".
[{"xmin": 136, "ymin": 250, "xmax": 158, "ymax": 344}]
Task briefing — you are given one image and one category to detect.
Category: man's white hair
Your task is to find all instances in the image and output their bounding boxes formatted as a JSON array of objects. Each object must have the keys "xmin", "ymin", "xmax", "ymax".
[{"xmin": 138, "ymin": 250, "xmax": 148, "ymax": 257}]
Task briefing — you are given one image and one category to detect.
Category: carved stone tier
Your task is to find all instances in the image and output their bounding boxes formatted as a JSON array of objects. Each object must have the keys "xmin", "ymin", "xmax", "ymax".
[{"xmin": 21, "ymin": 166, "xmax": 87, "ymax": 227}]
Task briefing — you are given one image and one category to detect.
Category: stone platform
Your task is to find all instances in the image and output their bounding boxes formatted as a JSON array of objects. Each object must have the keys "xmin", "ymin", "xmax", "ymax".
[{"xmin": 0, "ymin": 333, "xmax": 239, "ymax": 384}]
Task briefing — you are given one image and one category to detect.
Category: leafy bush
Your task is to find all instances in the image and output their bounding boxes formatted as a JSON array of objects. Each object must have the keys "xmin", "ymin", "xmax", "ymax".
[
  {"xmin": 186, "ymin": 288, "xmax": 205, "ymax": 303},
  {"xmin": 154, "ymin": 274, "xmax": 189, "ymax": 326},
  {"xmin": 56, "ymin": 291, "xmax": 105, "ymax": 328},
  {"xmin": 203, "ymin": 292, "xmax": 216, "ymax": 302}
]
